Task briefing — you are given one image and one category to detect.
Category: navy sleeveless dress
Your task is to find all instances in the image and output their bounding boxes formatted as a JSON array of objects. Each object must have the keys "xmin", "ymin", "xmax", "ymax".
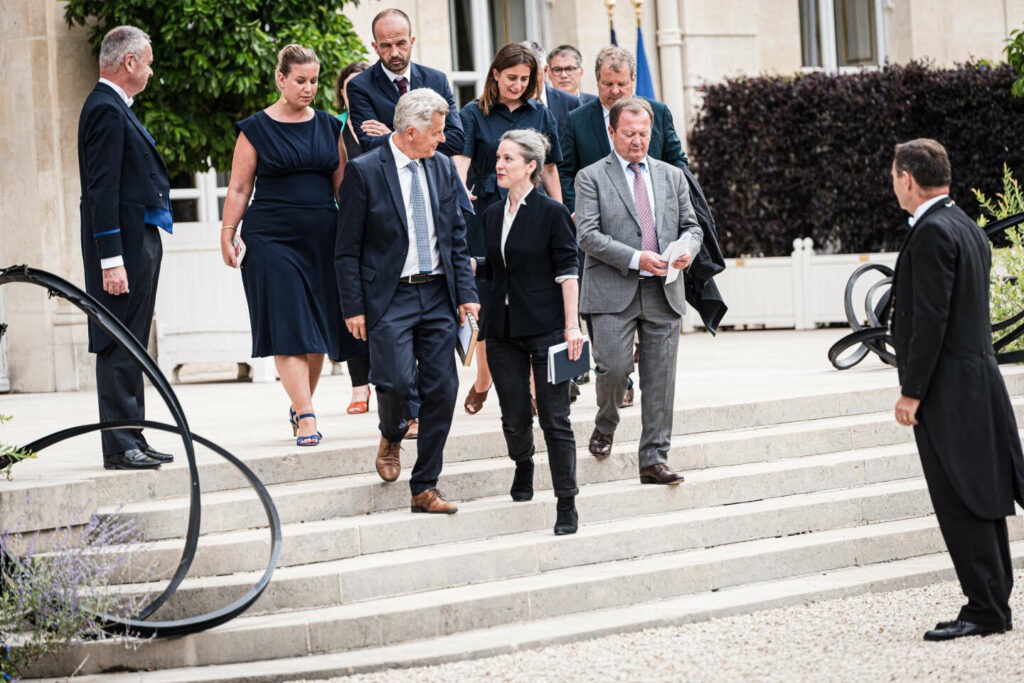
[{"xmin": 235, "ymin": 109, "xmax": 357, "ymax": 361}]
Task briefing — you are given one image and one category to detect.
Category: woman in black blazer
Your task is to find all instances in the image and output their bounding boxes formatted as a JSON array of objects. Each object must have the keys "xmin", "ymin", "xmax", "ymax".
[{"xmin": 475, "ymin": 129, "xmax": 585, "ymax": 535}]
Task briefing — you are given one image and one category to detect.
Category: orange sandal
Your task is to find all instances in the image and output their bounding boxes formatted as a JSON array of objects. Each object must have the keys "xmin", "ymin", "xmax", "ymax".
[
  {"xmin": 464, "ymin": 384, "xmax": 490, "ymax": 414},
  {"xmin": 347, "ymin": 386, "xmax": 371, "ymax": 414}
]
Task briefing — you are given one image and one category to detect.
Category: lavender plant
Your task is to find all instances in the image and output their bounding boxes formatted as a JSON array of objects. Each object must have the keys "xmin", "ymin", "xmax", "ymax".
[{"xmin": 0, "ymin": 510, "xmax": 151, "ymax": 679}]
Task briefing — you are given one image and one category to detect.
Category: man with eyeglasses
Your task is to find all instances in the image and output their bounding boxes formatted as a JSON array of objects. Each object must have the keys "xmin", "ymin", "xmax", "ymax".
[{"xmin": 547, "ymin": 45, "xmax": 596, "ymax": 104}]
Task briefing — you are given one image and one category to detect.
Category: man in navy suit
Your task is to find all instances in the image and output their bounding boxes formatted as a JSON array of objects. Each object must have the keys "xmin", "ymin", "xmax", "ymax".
[
  {"xmin": 346, "ymin": 8, "xmax": 464, "ymax": 157},
  {"xmin": 521, "ymin": 41, "xmax": 581, "ymax": 136},
  {"xmin": 548, "ymin": 45, "xmax": 597, "ymax": 104},
  {"xmin": 78, "ymin": 26, "xmax": 173, "ymax": 471},
  {"xmin": 337, "ymin": 89, "xmax": 479, "ymax": 514}
]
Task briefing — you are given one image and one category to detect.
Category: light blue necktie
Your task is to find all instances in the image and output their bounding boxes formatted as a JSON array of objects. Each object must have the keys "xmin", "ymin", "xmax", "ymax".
[{"xmin": 407, "ymin": 161, "xmax": 433, "ymax": 274}]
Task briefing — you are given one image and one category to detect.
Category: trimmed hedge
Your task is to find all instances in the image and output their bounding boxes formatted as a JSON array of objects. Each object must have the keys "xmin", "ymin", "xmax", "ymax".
[{"xmin": 688, "ymin": 61, "xmax": 1024, "ymax": 257}]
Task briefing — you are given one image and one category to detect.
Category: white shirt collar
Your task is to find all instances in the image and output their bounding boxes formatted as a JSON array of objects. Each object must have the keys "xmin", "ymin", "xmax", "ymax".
[
  {"xmin": 389, "ymin": 134, "xmax": 416, "ymax": 168},
  {"xmin": 613, "ymin": 150, "xmax": 650, "ymax": 174},
  {"xmin": 909, "ymin": 193, "xmax": 949, "ymax": 227},
  {"xmin": 99, "ymin": 78, "xmax": 133, "ymax": 107},
  {"xmin": 384, "ymin": 64, "xmax": 411, "ymax": 82},
  {"xmin": 504, "ymin": 187, "xmax": 532, "ymax": 214}
]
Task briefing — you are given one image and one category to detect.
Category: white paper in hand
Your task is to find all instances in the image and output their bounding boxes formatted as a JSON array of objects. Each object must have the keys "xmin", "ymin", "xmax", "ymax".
[{"xmin": 659, "ymin": 237, "xmax": 690, "ymax": 284}]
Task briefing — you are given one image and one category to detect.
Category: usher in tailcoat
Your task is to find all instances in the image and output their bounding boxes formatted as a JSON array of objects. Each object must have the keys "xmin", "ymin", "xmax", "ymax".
[
  {"xmin": 892, "ymin": 198, "xmax": 1024, "ymax": 519},
  {"xmin": 334, "ymin": 143, "xmax": 477, "ymax": 329},
  {"xmin": 345, "ymin": 61, "xmax": 465, "ymax": 158},
  {"xmin": 78, "ymin": 81, "xmax": 170, "ymax": 352}
]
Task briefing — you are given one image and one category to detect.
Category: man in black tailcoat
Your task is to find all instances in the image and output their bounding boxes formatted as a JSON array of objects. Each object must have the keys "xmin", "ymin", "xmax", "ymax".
[
  {"xmin": 79, "ymin": 26, "xmax": 173, "ymax": 470},
  {"xmin": 891, "ymin": 138, "xmax": 1024, "ymax": 640}
]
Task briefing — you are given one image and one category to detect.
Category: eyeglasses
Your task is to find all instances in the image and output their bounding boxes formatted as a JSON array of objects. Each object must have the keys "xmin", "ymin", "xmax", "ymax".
[{"xmin": 550, "ymin": 66, "xmax": 580, "ymax": 76}]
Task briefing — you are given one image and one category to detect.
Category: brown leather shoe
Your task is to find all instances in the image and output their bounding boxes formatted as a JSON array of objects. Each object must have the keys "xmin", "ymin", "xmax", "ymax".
[
  {"xmin": 376, "ymin": 436, "xmax": 402, "ymax": 482},
  {"xmin": 405, "ymin": 418, "xmax": 419, "ymax": 440},
  {"xmin": 410, "ymin": 488, "xmax": 458, "ymax": 514},
  {"xmin": 589, "ymin": 428, "xmax": 614, "ymax": 458},
  {"xmin": 639, "ymin": 463, "xmax": 685, "ymax": 485},
  {"xmin": 619, "ymin": 386, "xmax": 635, "ymax": 408}
]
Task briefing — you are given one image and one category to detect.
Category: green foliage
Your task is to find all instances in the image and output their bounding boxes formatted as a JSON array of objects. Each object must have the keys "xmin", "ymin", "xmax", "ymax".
[
  {"xmin": 973, "ymin": 165, "xmax": 1024, "ymax": 355},
  {"xmin": 0, "ymin": 415, "xmax": 35, "ymax": 481},
  {"xmin": 64, "ymin": 0, "xmax": 367, "ymax": 177},
  {"xmin": 1004, "ymin": 28, "xmax": 1024, "ymax": 97}
]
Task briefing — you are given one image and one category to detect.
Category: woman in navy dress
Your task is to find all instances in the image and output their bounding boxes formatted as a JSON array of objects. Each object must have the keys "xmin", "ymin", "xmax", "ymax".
[
  {"xmin": 454, "ymin": 43, "xmax": 563, "ymax": 416},
  {"xmin": 220, "ymin": 44, "xmax": 359, "ymax": 446}
]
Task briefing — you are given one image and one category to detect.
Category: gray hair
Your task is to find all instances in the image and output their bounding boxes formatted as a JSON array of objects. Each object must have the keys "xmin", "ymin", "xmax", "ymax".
[
  {"xmin": 393, "ymin": 88, "xmax": 450, "ymax": 134},
  {"xmin": 594, "ymin": 45, "xmax": 636, "ymax": 79},
  {"xmin": 499, "ymin": 129, "xmax": 550, "ymax": 188},
  {"xmin": 99, "ymin": 26, "xmax": 150, "ymax": 72},
  {"xmin": 520, "ymin": 41, "xmax": 547, "ymax": 68},
  {"xmin": 609, "ymin": 96, "xmax": 654, "ymax": 131}
]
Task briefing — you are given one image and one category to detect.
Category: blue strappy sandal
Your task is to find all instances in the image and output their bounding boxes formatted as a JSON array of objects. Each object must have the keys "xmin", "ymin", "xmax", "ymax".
[
  {"xmin": 289, "ymin": 407, "xmax": 299, "ymax": 436},
  {"xmin": 295, "ymin": 413, "xmax": 322, "ymax": 447}
]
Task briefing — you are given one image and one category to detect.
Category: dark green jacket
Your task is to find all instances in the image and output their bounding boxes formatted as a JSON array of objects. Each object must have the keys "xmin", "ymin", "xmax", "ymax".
[{"xmin": 558, "ymin": 96, "xmax": 688, "ymax": 212}]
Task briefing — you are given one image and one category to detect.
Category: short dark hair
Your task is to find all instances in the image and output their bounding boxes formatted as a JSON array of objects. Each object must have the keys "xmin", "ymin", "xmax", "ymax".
[
  {"xmin": 371, "ymin": 8, "xmax": 412, "ymax": 41},
  {"xmin": 335, "ymin": 61, "xmax": 369, "ymax": 111},
  {"xmin": 893, "ymin": 138, "xmax": 951, "ymax": 189},
  {"xmin": 609, "ymin": 96, "xmax": 654, "ymax": 131},
  {"xmin": 548, "ymin": 44, "xmax": 583, "ymax": 67}
]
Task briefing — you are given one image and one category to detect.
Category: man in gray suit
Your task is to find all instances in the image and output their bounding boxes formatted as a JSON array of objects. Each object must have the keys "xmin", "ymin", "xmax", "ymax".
[{"xmin": 576, "ymin": 97, "xmax": 703, "ymax": 485}]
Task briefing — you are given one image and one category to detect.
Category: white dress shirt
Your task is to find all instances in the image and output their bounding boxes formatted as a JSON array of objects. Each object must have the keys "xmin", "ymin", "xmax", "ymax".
[
  {"xmin": 602, "ymin": 104, "xmax": 611, "ymax": 139},
  {"xmin": 97, "ymin": 79, "xmax": 133, "ymax": 270},
  {"xmin": 500, "ymin": 188, "xmax": 576, "ymax": 306},
  {"xmin": 614, "ymin": 151, "xmax": 659, "ymax": 274},
  {"xmin": 909, "ymin": 194, "xmax": 950, "ymax": 227},
  {"xmin": 384, "ymin": 65, "xmax": 412, "ymax": 88},
  {"xmin": 390, "ymin": 135, "xmax": 441, "ymax": 276}
]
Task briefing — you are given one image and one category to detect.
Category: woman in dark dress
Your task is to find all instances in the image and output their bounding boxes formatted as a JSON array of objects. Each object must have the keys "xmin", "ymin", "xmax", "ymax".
[
  {"xmin": 220, "ymin": 44, "xmax": 359, "ymax": 446},
  {"xmin": 334, "ymin": 60, "xmax": 372, "ymax": 414},
  {"xmin": 474, "ymin": 129, "xmax": 583, "ymax": 535},
  {"xmin": 454, "ymin": 43, "xmax": 564, "ymax": 416}
]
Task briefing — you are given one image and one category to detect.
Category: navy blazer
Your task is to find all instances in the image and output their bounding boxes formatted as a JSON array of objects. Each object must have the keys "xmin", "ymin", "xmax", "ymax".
[
  {"xmin": 346, "ymin": 61, "xmax": 465, "ymax": 158},
  {"xmin": 558, "ymin": 96, "xmax": 688, "ymax": 212},
  {"xmin": 335, "ymin": 141, "xmax": 478, "ymax": 329},
  {"xmin": 77, "ymin": 82, "xmax": 169, "ymax": 351},
  {"xmin": 579, "ymin": 92, "xmax": 598, "ymax": 104},
  {"xmin": 545, "ymin": 85, "xmax": 581, "ymax": 136},
  {"xmin": 477, "ymin": 190, "xmax": 578, "ymax": 339}
]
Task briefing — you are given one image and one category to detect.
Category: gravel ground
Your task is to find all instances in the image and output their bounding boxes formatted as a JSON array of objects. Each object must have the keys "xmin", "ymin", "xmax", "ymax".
[{"xmin": 318, "ymin": 571, "xmax": 1024, "ymax": 682}]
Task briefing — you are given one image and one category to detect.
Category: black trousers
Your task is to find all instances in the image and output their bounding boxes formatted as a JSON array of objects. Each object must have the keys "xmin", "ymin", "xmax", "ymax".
[
  {"xmin": 347, "ymin": 353, "xmax": 420, "ymax": 419},
  {"xmin": 368, "ymin": 279, "xmax": 457, "ymax": 495},
  {"xmin": 96, "ymin": 225, "xmax": 162, "ymax": 456},
  {"xmin": 487, "ymin": 327, "xmax": 579, "ymax": 498},
  {"xmin": 916, "ymin": 423, "xmax": 1014, "ymax": 629}
]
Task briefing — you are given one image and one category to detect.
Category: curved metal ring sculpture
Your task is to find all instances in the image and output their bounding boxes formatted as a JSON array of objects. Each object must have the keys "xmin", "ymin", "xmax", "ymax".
[
  {"xmin": 829, "ymin": 212, "xmax": 1024, "ymax": 369},
  {"xmin": 0, "ymin": 265, "xmax": 281, "ymax": 637}
]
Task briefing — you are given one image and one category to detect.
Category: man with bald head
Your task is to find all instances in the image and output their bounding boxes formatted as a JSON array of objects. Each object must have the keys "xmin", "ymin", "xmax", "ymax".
[{"xmin": 346, "ymin": 8, "xmax": 464, "ymax": 157}]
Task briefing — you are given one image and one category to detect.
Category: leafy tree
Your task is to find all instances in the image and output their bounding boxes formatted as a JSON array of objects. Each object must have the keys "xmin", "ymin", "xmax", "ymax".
[{"xmin": 65, "ymin": 1, "xmax": 367, "ymax": 177}]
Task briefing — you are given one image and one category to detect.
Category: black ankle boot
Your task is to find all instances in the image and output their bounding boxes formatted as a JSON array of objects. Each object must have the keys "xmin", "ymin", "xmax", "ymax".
[
  {"xmin": 510, "ymin": 458, "xmax": 534, "ymax": 501},
  {"xmin": 554, "ymin": 496, "xmax": 578, "ymax": 535}
]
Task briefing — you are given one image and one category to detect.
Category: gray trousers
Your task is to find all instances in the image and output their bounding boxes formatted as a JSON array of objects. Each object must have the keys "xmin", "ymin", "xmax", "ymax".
[{"xmin": 591, "ymin": 278, "xmax": 680, "ymax": 468}]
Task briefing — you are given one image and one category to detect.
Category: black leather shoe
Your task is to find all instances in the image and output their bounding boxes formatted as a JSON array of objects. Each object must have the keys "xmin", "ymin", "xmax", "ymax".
[
  {"xmin": 554, "ymin": 498, "xmax": 578, "ymax": 535},
  {"xmin": 589, "ymin": 428, "xmax": 614, "ymax": 458},
  {"xmin": 141, "ymin": 445, "xmax": 174, "ymax": 463},
  {"xmin": 924, "ymin": 619, "xmax": 1006, "ymax": 641},
  {"xmin": 103, "ymin": 448, "xmax": 161, "ymax": 470},
  {"xmin": 510, "ymin": 458, "xmax": 534, "ymax": 501},
  {"xmin": 639, "ymin": 463, "xmax": 685, "ymax": 485},
  {"xmin": 570, "ymin": 380, "xmax": 581, "ymax": 403}
]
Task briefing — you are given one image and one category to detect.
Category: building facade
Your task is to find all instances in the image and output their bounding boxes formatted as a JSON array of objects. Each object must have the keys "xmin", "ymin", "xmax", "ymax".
[{"xmin": 2, "ymin": 0, "xmax": 1022, "ymax": 392}]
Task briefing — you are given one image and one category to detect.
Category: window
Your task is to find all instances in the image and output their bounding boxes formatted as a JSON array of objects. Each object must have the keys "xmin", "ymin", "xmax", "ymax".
[
  {"xmin": 800, "ymin": 0, "xmax": 886, "ymax": 70},
  {"xmin": 168, "ymin": 169, "xmax": 229, "ymax": 224}
]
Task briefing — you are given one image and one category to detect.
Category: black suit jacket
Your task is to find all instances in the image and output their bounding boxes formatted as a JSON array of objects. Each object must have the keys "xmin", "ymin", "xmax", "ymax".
[
  {"xmin": 335, "ymin": 141, "xmax": 478, "ymax": 329},
  {"xmin": 545, "ymin": 85, "xmax": 581, "ymax": 137},
  {"xmin": 579, "ymin": 92, "xmax": 598, "ymax": 104},
  {"xmin": 892, "ymin": 198, "xmax": 1024, "ymax": 518},
  {"xmin": 477, "ymin": 191, "xmax": 578, "ymax": 338},
  {"xmin": 77, "ymin": 82, "xmax": 169, "ymax": 352},
  {"xmin": 346, "ymin": 61, "xmax": 465, "ymax": 158}
]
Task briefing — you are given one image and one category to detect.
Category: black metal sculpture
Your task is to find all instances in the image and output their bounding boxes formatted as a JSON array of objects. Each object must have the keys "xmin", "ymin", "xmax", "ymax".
[
  {"xmin": 0, "ymin": 265, "xmax": 281, "ymax": 637},
  {"xmin": 829, "ymin": 213, "xmax": 1024, "ymax": 369}
]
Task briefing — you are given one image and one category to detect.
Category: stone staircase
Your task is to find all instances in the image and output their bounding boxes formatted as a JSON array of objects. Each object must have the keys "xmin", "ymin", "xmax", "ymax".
[{"xmin": 25, "ymin": 376, "xmax": 1024, "ymax": 682}]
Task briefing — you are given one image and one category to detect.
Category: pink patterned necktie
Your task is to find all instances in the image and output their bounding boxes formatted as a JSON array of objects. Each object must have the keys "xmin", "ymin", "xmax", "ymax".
[{"xmin": 629, "ymin": 162, "xmax": 659, "ymax": 252}]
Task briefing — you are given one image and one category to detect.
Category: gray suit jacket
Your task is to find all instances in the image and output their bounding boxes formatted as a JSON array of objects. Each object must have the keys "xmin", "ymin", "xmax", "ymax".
[{"xmin": 576, "ymin": 153, "xmax": 702, "ymax": 316}]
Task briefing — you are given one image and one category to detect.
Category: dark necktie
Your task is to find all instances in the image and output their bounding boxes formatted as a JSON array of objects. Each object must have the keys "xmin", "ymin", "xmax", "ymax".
[
  {"xmin": 395, "ymin": 76, "xmax": 408, "ymax": 96},
  {"xmin": 629, "ymin": 162, "xmax": 658, "ymax": 252}
]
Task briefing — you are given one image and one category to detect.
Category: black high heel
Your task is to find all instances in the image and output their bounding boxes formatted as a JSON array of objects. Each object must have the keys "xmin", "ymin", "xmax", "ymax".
[
  {"xmin": 510, "ymin": 458, "xmax": 534, "ymax": 501},
  {"xmin": 554, "ymin": 497, "xmax": 578, "ymax": 535}
]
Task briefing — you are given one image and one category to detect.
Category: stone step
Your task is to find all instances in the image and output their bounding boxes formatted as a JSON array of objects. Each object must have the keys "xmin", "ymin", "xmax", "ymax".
[
  {"xmin": 34, "ymin": 515, "xmax": 1024, "ymax": 676},
  {"xmin": 122, "ymin": 478, "xmax": 934, "ymax": 621},
  {"xmin": 47, "ymin": 540, "xmax": 1024, "ymax": 683}
]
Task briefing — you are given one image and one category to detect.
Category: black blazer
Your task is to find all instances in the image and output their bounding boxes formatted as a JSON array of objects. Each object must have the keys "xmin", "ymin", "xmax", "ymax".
[
  {"xmin": 892, "ymin": 198, "xmax": 1024, "ymax": 518},
  {"xmin": 77, "ymin": 82, "xmax": 169, "ymax": 351},
  {"xmin": 545, "ymin": 85, "xmax": 581, "ymax": 136},
  {"xmin": 477, "ymin": 190, "xmax": 578, "ymax": 338},
  {"xmin": 335, "ymin": 142, "xmax": 478, "ymax": 329},
  {"xmin": 346, "ymin": 61, "xmax": 465, "ymax": 158}
]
